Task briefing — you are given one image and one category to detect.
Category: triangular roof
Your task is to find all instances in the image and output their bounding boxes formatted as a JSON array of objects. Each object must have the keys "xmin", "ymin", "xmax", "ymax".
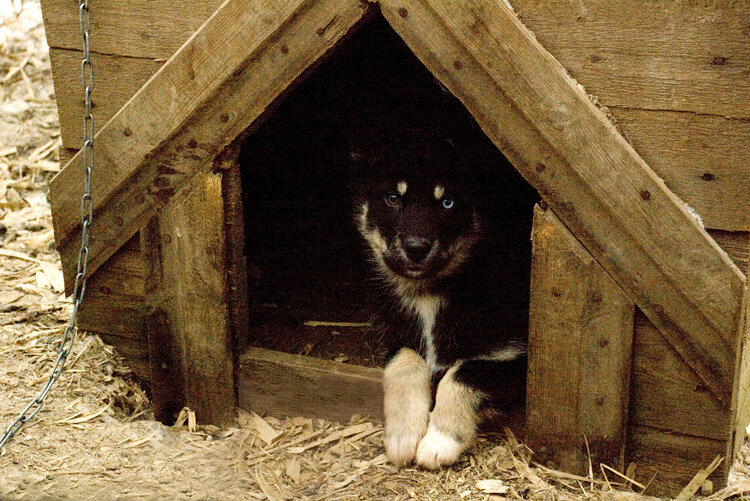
[{"xmin": 48, "ymin": 0, "xmax": 744, "ymax": 403}]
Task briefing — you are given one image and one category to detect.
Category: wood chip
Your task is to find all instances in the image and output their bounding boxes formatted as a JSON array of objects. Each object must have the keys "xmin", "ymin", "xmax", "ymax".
[
  {"xmin": 56, "ymin": 404, "xmax": 109, "ymax": 424},
  {"xmin": 0, "ymin": 248, "xmax": 40, "ymax": 263},
  {"xmin": 600, "ymin": 463, "xmax": 646, "ymax": 490},
  {"xmin": 477, "ymin": 479, "xmax": 510, "ymax": 494},
  {"xmin": 285, "ymin": 457, "xmax": 300, "ymax": 483},
  {"xmin": 254, "ymin": 465, "xmax": 285, "ymax": 501},
  {"xmin": 287, "ymin": 422, "xmax": 373, "ymax": 454},
  {"xmin": 246, "ymin": 411, "xmax": 282, "ymax": 446},
  {"xmin": 676, "ymin": 455, "xmax": 724, "ymax": 501},
  {"xmin": 122, "ymin": 429, "xmax": 159, "ymax": 449}
]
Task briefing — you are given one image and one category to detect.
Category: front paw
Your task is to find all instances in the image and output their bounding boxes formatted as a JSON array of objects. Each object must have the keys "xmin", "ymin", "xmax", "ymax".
[
  {"xmin": 383, "ymin": 348, "xmax": 431, "ymax": 466},
  {"xmin": 384, "ymin": 414, "xmax": 429, "ymax": 465},
  {"xmin": 415, "ymin": 423, "xmax": 469, "ymax": 469}
]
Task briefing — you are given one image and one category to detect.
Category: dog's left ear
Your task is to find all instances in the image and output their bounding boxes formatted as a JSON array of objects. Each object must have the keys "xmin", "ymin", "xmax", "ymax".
[{"xmin": 346, "ymin": 135, "xmax": 381, "ymax": 201}]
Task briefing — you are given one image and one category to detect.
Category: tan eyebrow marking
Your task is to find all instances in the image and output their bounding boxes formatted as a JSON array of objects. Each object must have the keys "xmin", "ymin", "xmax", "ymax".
[
  {"xmin": 397, "ymin": 181, "xmax": 408, "ymax": 196},
  {"xmin": 434, "ymin": 185, "xmax": 445, "ymax": 200}
]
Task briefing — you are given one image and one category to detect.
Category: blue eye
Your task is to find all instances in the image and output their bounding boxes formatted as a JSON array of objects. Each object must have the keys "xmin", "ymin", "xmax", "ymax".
[
  {"xmin": 385, "ymin": 192, "xmax": 400, "ymax": 206},
  {"xmin": 442, "ymin": 198, "xmax": 455, "ymax": 209}
]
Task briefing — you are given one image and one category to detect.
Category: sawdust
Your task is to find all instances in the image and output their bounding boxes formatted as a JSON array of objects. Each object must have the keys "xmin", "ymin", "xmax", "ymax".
[{"xmin": 1, "ymin": 1, "xmax": 750, "ymax": 500}]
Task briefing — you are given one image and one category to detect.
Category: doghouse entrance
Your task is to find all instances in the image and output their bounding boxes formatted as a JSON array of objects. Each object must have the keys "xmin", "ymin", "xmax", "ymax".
[{"xmin": 237, "ymin": 13, "xmax": 538, "ymax": 382}]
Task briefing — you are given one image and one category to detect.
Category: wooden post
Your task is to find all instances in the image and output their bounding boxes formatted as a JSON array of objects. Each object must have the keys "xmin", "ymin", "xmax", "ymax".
[
  {"xmin": 142, "ymin": 169, "xmax": 235, "ymax": 425},
  {"xmin": 527, "ymin": 205, "xmax": 635, "ymax": 473},
  {"xmin": 218, "ymin": 144, "xmax": 250, "ymax": 380}
]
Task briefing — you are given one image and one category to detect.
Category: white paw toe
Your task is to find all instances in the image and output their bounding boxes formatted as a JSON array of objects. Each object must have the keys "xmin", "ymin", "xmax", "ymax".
[
  {"xmin": 415, "ymin": 426, "xmax": 467, "ymax": 469},
  {"xmin": 384, "ymin": 429, "xmax": 423, "ymax": 466}
]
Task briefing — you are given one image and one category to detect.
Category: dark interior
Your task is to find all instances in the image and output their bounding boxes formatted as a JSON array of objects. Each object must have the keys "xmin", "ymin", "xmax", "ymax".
[{"xmin": 238, "ymin": 13, "xmax": 539, "ymax": 367}]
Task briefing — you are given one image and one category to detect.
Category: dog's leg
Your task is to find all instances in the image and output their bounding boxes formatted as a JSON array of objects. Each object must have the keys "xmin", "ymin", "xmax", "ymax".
[
  {"xmin": 383, "ymin": 347, "xmax": 432, "ymax": 465},
  {"xmin": 415, "ymin": 362, "xmax": 482, "ymax": 469},
  {"xmin": 416, "ymin": 356, "xmax": 526, "ymax": 469}
]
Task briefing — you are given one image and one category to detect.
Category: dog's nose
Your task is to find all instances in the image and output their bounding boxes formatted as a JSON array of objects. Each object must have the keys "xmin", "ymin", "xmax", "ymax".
[{"xmin": 403, "ymin": 237, "xmax": 433, "ymax": 263}]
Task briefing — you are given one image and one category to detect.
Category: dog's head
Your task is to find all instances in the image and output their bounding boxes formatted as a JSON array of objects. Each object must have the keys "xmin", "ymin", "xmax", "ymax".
[{"xmin": 351, "ymin": 135, "xmax": 482, "ymax": 288}]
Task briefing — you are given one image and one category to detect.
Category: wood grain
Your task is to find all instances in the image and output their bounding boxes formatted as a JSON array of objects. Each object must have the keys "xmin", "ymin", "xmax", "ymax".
[
  {"xmin": 626, "ymin": 425, "xmax": 728, "ymax": 497},
  {"xmin": 710, "ymin": 230, "xmax": 750, "ymax": 277},
  {"xmin": 731, "ymin": 288, "xmax": 750, "ymax": 462},
  {"xmin": 48, "ymin": 48, "xmax": 750, "ymax": 231},
  {"xmin": 76, "ymin": 234, "xmax": 145, "ymax": 339},
  {"xmin": 610, "ymin": 108, "xmax": 750, "ymax": 232},
  {"xmin": 96, "ymin": 332, "xmax": 151, "ymax": 382},
  {"xmin": 381, "ymin": 0, "xmax": 744, "ymax": 404},
  {"xmin": 511, "ymin": 0, "xmax": 750, "ymax": 119},
  {"xmin": 48, "ymin": 49, "xmax": 164, "ymax": 150},
  {"xmin": 142, "ymin": 171, "xmax": 235, "ymax": 425},
  {"xmin": 40, "ymin": 0, "xmax": 223, "ymax": 59},
  {"xmin": 49, "ymin": 0, "xmax": 367, "ymax": 295},
  {"xmin": 629, "ymin": 312, "xmax": 730, "ymax": 441},
  {"xmin": 239, "ymin": 347, "xmax": 384, "ymax": 423},
  {"xmin": 527, "ymin": 206, "xmax": 634, "ymax": 473},
  {"xmin": 220, "ymin": 149, "xmax": 251, "ymax": 355}
]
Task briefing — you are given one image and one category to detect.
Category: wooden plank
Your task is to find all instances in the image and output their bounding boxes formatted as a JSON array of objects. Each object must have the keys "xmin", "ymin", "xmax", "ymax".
[
  {"xmin": 58, "ymin": 147, "xmax": 76, "ymax": 168},
  {"xmin": 380, "ymin": 0, "xmax": 744, "ymax": 404},
  {"xmin": 142, "ymin": 171, "xmax": 235, "ymax": 425},
  {"xmin": 78, "ymin": 301, "xmax": 145, "ymax": 341},
  {"xmin": 511, "ymin": 0, "xmax": 750, "ymax": 119},
  {"xmin": 49, "ymin": 49, "xmax": 164, "ymax": 150},
  {"xmin": 611, "ymin": 108, "xmax": 750, "ymax": 232},
  {"xmin": 49, "ymin": 55, "xmax": 750, "ymax": 234},
  {"xmin": 527, "ymin": 205, "xmax": 634, "ymax": 473},
  {"xmin": 49, "ymin": 0, "xmax": 368, "ymax": 294},
  {"xmin": 629, "ymin": 312, "xmax": 730, "ymax": 441},
  {"xmin": 76, "ymin": 234, "xmax": 145, "ymax": 339},
  {"xmin": 238, "ymin": 347, "xmax": 384, "ymax": 423},
  {"xmin": 731, "ymin": 288, "xmax": 750, "ymax": 462},
  {"xmin": 96, "ymin": 332, "xmax": 151, "ymax": 382},
  {"xmin": 625, "ymin": 425, "xmax": 729, "ymax": 497},
  {"xmin": 710, "ymin": 230, "xmax": 750, "ymax": 277},
  {"xmin": 40, "ymin": 0, "xmax": 749, "ymax": 118},
  {"xmin": 40, "ymin": 0, "xmax": 223, "ymax": 60},
  {"xmin": 50, "ymin": 53, "xmax": 750, "ymax": 231}
]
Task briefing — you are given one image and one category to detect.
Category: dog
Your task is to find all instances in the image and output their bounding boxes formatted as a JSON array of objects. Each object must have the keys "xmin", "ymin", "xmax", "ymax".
[{"xmin": 351, "ymin": 133, "xmax": 528, "ymax": 469}]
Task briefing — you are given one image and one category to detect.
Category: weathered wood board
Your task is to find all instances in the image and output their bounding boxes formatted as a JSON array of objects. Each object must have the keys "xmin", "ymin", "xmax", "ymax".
[
  {"xmin": 511, "ymin": 0, "xmax": 750, "ymax": 119},
  {"xmin": 239, "ymin": 347, "xmax": 384, "ymax": 423},
  {"xmin": 76, "ymin": 233, "xmax": 145, "ymax": 339},
  {"xmin": 527, "ymin": 206, "xmax": 634, "ymax": 473},
  {"xmin": 629, "ymin": 313, "xmax": 730, "ymax": 442},
  {"xmin": 48, "ymin": 49, "xmax": 164, "ymax": 150},
  {"xmin": 609, "ymin": 108, "xmax": 750, "ymax": 232},
  {"xmin": 43, "ymin": 0, "xmax": 750, "ymax": 231},
  {"xmin": 141, "ymin": 171, "xmax": 235, "ymax": 425},
  {"xmin": 732, "ymin": 289, "xmax": 750, "ymax": 462},
  {"xmin": 40, "ymin": 0, "xmax": 224, "ymax": 59},
  {"xmin": 625, "ymin": 425, "xmax": 727, "ymax": 497}
]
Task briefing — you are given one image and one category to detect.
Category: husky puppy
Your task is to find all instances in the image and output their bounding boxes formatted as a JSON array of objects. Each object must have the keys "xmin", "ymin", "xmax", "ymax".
[{"xmin": 352, "ymin": 134, "xmax": 527, "ymax": 469}]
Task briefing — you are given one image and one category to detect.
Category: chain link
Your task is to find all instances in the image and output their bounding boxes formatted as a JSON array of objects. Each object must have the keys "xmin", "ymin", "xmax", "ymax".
[{"xmin": 0, "ymin": 0, "xmax": 94, "ymax": 454}]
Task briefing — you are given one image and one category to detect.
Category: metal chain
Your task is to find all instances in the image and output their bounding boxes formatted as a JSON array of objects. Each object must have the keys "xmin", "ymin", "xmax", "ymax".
[{"xmin": 0, "ymin": 0, "xmax": 94, "ymax": 453}]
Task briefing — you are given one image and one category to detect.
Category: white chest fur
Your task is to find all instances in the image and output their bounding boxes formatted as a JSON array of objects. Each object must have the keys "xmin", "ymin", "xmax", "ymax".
[{"xmin": 400, "ymin": 294, "xmax": 444, "ymax": 373}]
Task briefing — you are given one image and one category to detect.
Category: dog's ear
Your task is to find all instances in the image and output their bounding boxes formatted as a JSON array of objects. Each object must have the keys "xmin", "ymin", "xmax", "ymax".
[
  {"xmin": 348, "ymin": 132, "xmax": 384, "ymax": 168},
  {"xmin": 346, "ymin": 132, "xmax": 386, "ymax": 196}
]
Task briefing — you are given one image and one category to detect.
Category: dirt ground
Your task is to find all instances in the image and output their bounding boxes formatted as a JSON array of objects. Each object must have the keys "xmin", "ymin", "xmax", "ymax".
[{"xmin": 1, "ymin": 2, "xmax": 750, "ymax": 500}]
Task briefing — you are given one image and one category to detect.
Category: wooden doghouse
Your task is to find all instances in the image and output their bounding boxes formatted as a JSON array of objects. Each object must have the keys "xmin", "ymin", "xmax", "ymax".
[{"xmin": 41, "ymin": 0, "xmax": 749, "ymax": 495}]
